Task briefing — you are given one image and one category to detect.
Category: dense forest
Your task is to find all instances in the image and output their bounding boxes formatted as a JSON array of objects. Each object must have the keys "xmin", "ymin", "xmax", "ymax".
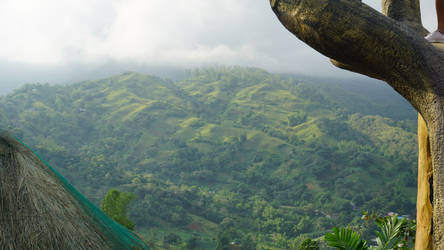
[{"xmin": 0, "ymin": 67, "xmax": 418, "ymax": 249}]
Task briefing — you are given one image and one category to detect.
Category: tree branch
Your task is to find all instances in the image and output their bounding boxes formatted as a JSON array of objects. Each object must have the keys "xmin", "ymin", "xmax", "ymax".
[
  {"xmin": 382, "ymin": 0, "xmax": 428, "ymax": 36},
  {"xmin": 270, "ymin": 0, "xmax": 440, "ymax": 111},
  {"xmin": 382, "ymin": 0, "xmax": 421, "ymax": 23},
  {"xmin": 329, "ymin": 59, "xmax": 384, "ymax": 81}
]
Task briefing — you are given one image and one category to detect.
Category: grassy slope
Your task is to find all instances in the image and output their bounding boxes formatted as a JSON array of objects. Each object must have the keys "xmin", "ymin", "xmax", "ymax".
[{"xmin": 0, "ymin": 67, "xmax": 417, "ymax": 248}]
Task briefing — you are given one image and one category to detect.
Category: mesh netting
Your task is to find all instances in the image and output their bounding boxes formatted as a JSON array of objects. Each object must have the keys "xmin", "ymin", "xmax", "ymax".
[{"xmin": 13, "ymin": 135, "xmax": 149, "ymax": 250}]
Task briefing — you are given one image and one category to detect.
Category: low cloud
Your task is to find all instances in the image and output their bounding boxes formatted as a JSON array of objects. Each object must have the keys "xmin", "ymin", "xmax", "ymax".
[{"xmin": 0, "ymin": 0, "xmax": 437, "ymax": 93}]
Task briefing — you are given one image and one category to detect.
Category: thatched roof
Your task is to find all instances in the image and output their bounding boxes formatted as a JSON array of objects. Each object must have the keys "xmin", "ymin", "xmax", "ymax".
[{"xmin": 0, "ymin": 131, "xmax": 149, "ymax": 250}]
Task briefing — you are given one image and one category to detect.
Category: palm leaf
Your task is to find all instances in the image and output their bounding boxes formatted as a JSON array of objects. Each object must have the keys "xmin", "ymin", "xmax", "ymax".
[
  {"xmin": 325, "ymin": 227, "xmax": 368, "ymax": 250},
  {"xmin": 373, "ymin": 216, "xmax": 404, "ymax": 250}
]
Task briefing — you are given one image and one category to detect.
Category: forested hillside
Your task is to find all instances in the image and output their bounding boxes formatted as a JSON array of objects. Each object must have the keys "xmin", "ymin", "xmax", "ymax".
[{"xmin": 0, "ymin": 67, "xmax": 418, "ymax": 249}]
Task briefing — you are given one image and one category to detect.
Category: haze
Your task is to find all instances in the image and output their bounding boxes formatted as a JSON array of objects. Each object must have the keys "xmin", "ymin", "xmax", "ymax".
[{"xmin": 0, "ymin": 0, "xmax": 437, "ymax": 95}]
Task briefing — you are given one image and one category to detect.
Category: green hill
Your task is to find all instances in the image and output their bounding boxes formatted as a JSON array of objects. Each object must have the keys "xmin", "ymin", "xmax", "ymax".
[{"xmin": 0, "ymin": 67, "xmax": 417, "ymax": 249}]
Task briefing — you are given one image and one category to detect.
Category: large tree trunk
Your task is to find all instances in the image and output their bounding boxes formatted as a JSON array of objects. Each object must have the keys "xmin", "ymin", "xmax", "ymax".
[
  {"xmin": 269, "ymin": 0, "xmax": 444, "ymax": 248},
  {"xmin": 429, "ymin": 104, "xmax": 444, "ymax": 248}
]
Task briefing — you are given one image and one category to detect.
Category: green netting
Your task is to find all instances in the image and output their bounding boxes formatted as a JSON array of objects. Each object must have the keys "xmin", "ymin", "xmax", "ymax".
[{"xmin": 14, "ymin": 136, "xmax": 149, "ymax": 250}]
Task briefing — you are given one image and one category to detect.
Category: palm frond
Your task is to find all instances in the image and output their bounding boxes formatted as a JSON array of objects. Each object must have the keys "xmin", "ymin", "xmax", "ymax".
[
  {"xmin": 325, "ymin": 227, "xmax": 368, "ymax": 250},
  {"xmin": 373, "ymin": 216, "xmax": 404, "ymax": 249}
]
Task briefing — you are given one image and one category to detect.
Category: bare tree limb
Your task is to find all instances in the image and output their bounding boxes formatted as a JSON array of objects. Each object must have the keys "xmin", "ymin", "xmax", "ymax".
[
  {"xmin": 382, "ymin": 0, "xmax": 421, "ymax": 23},
  {"xmin": 270, "ymin": 0, "xmax": 441, "ymax": 114},
  {"xmin": 382, "ymin": 0, "xmax": 428, "ymax": 35}
]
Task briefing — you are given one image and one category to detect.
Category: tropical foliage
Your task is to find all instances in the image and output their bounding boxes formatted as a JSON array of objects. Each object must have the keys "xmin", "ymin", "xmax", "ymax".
[
  {"xmin": 325, "ymin": 214, "xmax": 416, "ymax": 250},
  {"xmin": 325, "ymin": 227, "xmax": 368, "ymax": 250},
  {"xmin": 0, "ymin": 67, "xmax": 417, "ymax": 248},
  {"xmin": 298, "ymin": 238, "xmax": 320, "ymax": 249},
  {"xmin": 100, "ymin": 189, "xmax": 137, "ymax": 230}
]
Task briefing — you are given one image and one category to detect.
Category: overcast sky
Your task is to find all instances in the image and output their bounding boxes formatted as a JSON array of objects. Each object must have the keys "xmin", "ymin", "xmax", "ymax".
[{"xmin": 0, "ymin": 0, "xmax": 437, "ymax": 94}]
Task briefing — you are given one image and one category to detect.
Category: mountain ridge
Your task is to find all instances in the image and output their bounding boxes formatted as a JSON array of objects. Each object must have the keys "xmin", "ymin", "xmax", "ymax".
[{"xmin": 0, "ymin": 67, "xmax": 418, "ymax": 249}]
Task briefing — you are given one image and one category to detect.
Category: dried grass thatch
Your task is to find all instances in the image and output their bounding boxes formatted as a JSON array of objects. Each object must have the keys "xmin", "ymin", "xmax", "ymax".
[{"xmin": 0, "ymin": 131, "xmax": 148, "ymax": 250}]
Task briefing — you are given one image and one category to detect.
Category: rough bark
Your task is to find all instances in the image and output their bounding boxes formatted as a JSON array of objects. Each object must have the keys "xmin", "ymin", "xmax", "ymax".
[
  {"xmin": 429, "ymin": 107, "xmax": 444, "ymax": 248},
  {"xmin": 381, "ymin": 0, "xmax": 432, "ymax": 248},
  {"xmin": 382, "ymin": 0, "xmax": 421, "ymax": 23},
  {"xmin": 270, "ymin": 0, "xmax": 444, "ymax": 248}
]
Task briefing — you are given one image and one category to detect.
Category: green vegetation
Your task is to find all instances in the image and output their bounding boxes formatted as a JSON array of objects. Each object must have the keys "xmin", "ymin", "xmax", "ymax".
[
  {"xmin": 298, "ymin": 238, "xmax": 320, "ymax": 249},
  {"xmin": 0, "ymin": 67, "xmax": 417, "ymax": 249},
  {"xmin": 325, "ymin": 214, "xmax": 416, "ymax": 249},
  {"xmin": 325, "ymin": 228, "xmax": 368, "ymax": 249},
  {"xmin": 100, "ymin": 189, "xmax": 137, "ymax": 230}
]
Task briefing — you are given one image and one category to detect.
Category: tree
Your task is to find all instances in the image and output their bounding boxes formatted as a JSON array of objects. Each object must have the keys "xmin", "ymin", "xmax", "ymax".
[
  {"xmin": 240, "ymin": 233, "xmax": 257, "ymax": 250},
  {"xmin": 163, "ymin": 233, "xmax": 182, "ymax": 245},
  {"xmin": 216, "ymin": 231, "xmax": 230, "ymax": 250},
  {"xmin": 298, "ymin": 238, "xmax": 320, "ymax": 250},
  {"xmin": 186, "ymin": 236, "xmax": 199, "ymax": 249},
  {"xmin": 269, "ymin": 0, "xmax": 442, "ymax": 248},
  {"xmin": 100, "ymin": 189, "xmax": 137, "ymax": 230},
  {"xmin": 288, "ymin": 112, "xmax": 307, "ymax": 127}
]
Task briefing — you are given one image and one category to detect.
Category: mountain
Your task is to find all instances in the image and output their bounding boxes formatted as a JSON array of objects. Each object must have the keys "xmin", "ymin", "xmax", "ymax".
[{"xmin": 0, "ymin": 67, "xmax": 417, "ymax": 249}]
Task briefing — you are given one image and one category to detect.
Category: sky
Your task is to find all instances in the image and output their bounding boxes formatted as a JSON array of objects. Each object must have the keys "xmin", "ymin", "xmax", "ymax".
[{"xmin": 0, "ymin": 0, "xmax": 437, "ymax": 94}]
